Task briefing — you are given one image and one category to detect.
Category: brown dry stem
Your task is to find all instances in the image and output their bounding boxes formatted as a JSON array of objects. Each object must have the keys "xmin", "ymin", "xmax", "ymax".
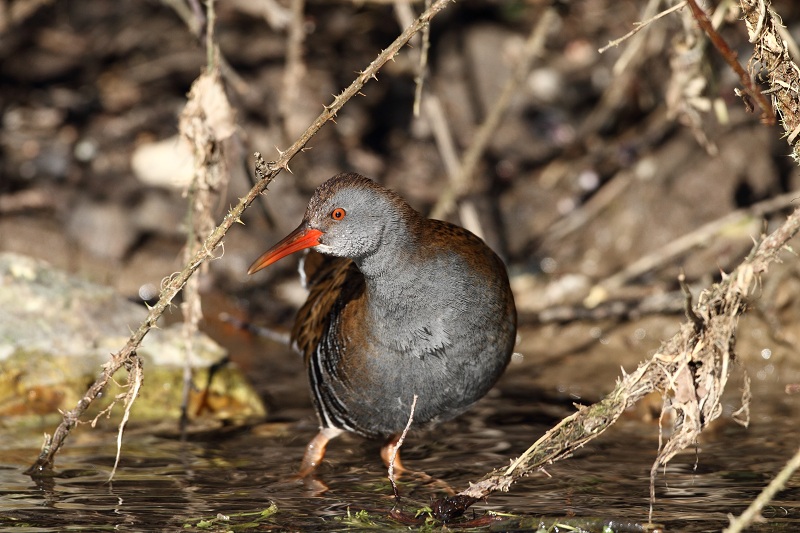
[
  {"xmin": 178, "ymin": 39, "xmax": 234, "ymax": 435},
  {"xmin": 687, "ymin": 0, "xmax": 775, "ymax": 124},
  {"xmin": 432, "ymin": 206, "xmax": 800, "ymax": 522},
  {"xmin": 25, "ymin": 0, "xmax": 455, "ymax": 476}
]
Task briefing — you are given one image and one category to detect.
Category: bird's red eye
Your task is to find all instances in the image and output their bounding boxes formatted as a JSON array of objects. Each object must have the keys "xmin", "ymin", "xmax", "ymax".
[{"xmin": 331, "ymin": 208, "xmax": 346, "ymax": 220}]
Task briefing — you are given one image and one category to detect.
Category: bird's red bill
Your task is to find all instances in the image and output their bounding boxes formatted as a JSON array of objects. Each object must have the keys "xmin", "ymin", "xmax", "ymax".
[{"xmin": 248, "ymin": 224, "xmax": 323, "ymax": 274}]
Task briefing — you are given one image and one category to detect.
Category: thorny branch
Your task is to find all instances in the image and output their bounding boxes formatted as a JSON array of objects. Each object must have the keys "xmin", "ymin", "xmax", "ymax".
[{"xmin": 25, "ymin": 0, "xmax": 455, "ymax": 476}]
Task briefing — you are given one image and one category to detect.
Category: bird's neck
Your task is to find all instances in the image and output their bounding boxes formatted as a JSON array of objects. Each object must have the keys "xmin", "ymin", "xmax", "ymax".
[
  {"xmin": 353, "ymin": 223, "xmax": 427, "ymax": 308},
  {"xmin": 355, "ymin": 236, "xmax": 415, "ymax": 284},
  {"xmin": 355, "ymin": 232, "xmax": 457, "ymax": 358},
  {"xmin": 352, "ymin": 207, "xmax": 419, "ymax": 278}
]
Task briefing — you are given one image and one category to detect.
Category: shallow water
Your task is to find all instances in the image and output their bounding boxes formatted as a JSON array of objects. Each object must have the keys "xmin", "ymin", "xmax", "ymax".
[{"xmin": 1, "ymin": 319, "xmax": 799, "ymax": 532}]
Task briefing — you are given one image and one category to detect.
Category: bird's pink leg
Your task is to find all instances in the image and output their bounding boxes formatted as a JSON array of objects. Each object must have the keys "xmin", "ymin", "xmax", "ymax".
[
  {"xmin": 380, "ymin": 433, "xmax": 408, "ymax": 474},
  {"xmin": 299, "ymin": 427, "xmax": 344, "ymax": 477},
  {"xmin": 382, "ymin": 434, "xmax": 456, "ymax": 494}
]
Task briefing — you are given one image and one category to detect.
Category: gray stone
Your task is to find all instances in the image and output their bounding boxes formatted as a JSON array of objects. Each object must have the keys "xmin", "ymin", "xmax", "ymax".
[
  {"xmin": 0, "ymin": 252, "xmax": 266, "ymax": 425},
  {"xmin": 67, "ymin": 201, "xmax": 138, "ymax": 261}
]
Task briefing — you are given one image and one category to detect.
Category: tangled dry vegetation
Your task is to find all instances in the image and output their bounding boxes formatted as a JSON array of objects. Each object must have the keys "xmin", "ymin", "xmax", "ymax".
[{"xmin": 742, "ymin": 0, "xmax": 800, "ymax": 158}]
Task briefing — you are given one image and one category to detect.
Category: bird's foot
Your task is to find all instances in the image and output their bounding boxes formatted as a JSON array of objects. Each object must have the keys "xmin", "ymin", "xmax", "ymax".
[
  {"xmin": 380, "ymin": 438, "xmax": 454, "ymax": 495},
  {"xmin": 298, "ymin": 427, "xmax": 344, "ymax": 477},
  {"xmin": 381, "ymin": 435, "xmax": 410, "ymax": 477}
]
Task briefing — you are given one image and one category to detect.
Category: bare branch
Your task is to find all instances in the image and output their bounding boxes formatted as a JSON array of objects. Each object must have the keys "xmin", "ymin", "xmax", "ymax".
[
  {"xmin": 686, "ymin": 0, "xmax": 775, "ymax": 124},
  {"xmin": 598, "ymin": 1, "xmax": 687, "ymax": 54},
  {"xmin": 725, "ymin": 445, "xmax": 800, "ymax": 532}
]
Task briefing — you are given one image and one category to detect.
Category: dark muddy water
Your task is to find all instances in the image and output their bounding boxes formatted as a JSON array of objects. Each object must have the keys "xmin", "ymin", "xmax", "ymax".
[{"xmin": 1, "ymin": 320, "xmax": 799, "ymax": 532}]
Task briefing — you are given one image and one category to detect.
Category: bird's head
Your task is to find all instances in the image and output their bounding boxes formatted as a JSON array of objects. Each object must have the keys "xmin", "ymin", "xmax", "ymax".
[{"xmin": 248, "ymin": 173, "xmax": 416, "ymax": 275}]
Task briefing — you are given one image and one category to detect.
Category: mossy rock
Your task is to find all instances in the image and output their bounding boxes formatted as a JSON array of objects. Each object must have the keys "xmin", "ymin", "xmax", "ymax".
[{"xmin": 0, "ymin": 252, "xmax": 266, "ymax": 430}]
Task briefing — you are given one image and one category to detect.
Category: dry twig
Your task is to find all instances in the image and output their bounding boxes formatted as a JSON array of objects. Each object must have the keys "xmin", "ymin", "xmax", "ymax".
[
  {"xmin": 686, "ymin": 0, "xmax": 775, "ymax": 124},
  {"xmin": 388, "ymin": 394, "xmax": 418, "ymax": 500},
  {"xmin": 724, "ymin": 445, "xmax": 800, "ymax": 532},
  {"xmin": 598, "ymin": 0, "xmax": 687, "ymax": 55}
]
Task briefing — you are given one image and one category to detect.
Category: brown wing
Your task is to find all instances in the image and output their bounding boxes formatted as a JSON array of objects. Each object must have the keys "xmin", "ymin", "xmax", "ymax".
[{"xmin": 291, "ymin": 250, "xmax": 364, "ymax": 365}]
